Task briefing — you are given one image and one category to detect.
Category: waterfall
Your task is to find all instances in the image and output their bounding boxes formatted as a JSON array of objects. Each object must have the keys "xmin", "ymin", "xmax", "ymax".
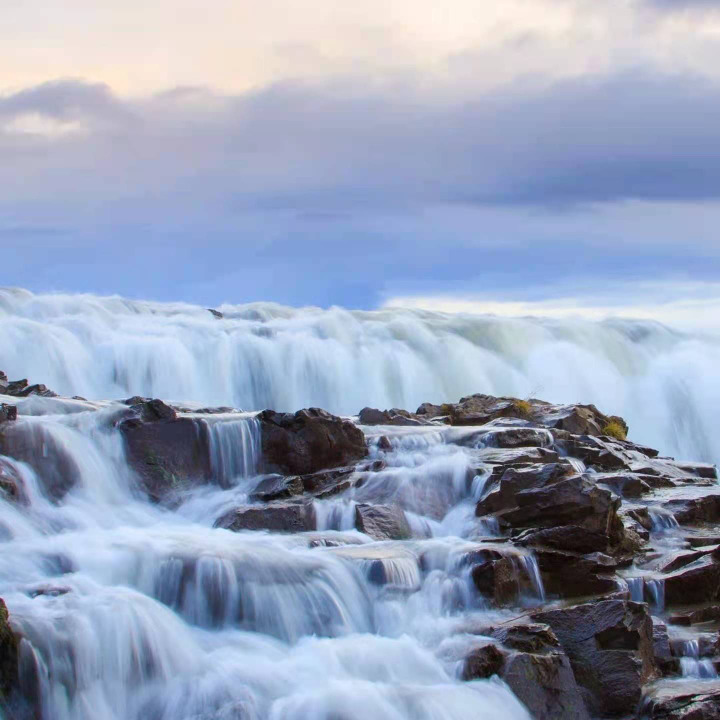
[{"xmin": 2, "ymin": 287, "xmax": 720, "ymax": 463}]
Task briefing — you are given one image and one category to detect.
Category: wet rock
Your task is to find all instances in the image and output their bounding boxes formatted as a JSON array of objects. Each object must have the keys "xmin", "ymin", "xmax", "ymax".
[
  {"xmin": 515, "ymin": 525, "xmax": 611, "ymax": 554},
  {"xmin": 0, "ymin": 459, "xmax": 26, "ymax": 504},
  {"xmin": 534, "ymin": 548, "xmax": 620, "ymax": 599},
  {"xmin": 17, "ymin": 383, "xmax": 57, "ymax": 398},
  {"xmin": 532, "ymin": 598, "xmax": 658, "ymax": 716},
  {"xmin": 464, "ymin": 621, "xmax": 590, "ymax": 720},
  {"xmin": 462, "ymin": 642, "xmax": 505, "ymax": 679},
  {"xmin": 258, "ymin": 408, "xmax": 368, "ymax": 475},
  {"xmin": 215, "ymin": 500, "xmax": 317, "ymax": 533},
  {"xmin": 250, "ymin": 474, "xmax": 304, "ymax": 502},
  {"xmin": 415, "ymin": 394, "xmax": 536, "ymax": 426},
  {"xmin": 664, "ymin": 556, "xmax": 720, "ymax": 606},
  {"xmin": 557, "ymin": 434, "xmax": 633, "ymax": 471},
  {"xmin": 4, "ymin": 379, "xmax": 28, "ymax": 396},
  {"xmin": 207, "ymin": 308, "xmax": 223, "ymax": 319},
  {"xmin": 669, "ymin": 606, "xmax": 720, "ymax": 626},
  {"xmin": 358, "ymin": 407, "xmax": 428, "ymax": 426},
  {"xmin": 594, "ymin": 472, "xmax": 651, "ymax": 498},
  {"xmin": 0, "ymin": 598, "xmax": 18, "ymax": 698},
  {"xmin": 0, "ymin": 404, "xmax": 17, "ymax": 423},
  {"xmin": 490, "ymin": 475, "xmax": 622, "ymax": 543},
  {"xmin": 640, "ymin": 682, "xmax": 720, "ymax": 719},
  {"xmin": 476, "ymin": 462, "xmax": 569, "ymax": 516},
  {"xmin": 299, "ymin": 466, "xmax": 358, "ymax": 498},
  {"xmin": 0, "ymin": 371, "xmax": 7, "ymax": 394},
  {"xmin": 659, "ymin": 548, "xmax": 715, "ymax": 574},
  {"xmin": 119, "ymin": 400, "xmax": 212, "ymax": 501},
  {"xmin": 471, "ymin": 557, "xmax": 524, "ymax": 605},
  {"xmin": 354, "ymin": 503, "xmax": 410, "ymax": 541},
  {"xmin": 665, "ymin": 494, "xmax": 720, "ymax": 525},
  {"xmin": 473, "ymin": 425, "xmax": 553, "ymax": 449},
  {"xmin": 652, "ymin": 617, "xmax": 674, "ymax": 667}
]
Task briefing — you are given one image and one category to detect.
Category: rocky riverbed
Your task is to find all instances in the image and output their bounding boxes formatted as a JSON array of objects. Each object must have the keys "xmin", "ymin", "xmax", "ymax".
[{"xmin": 1, "ymin": 371, "xmax": 719, "ymax": 719}]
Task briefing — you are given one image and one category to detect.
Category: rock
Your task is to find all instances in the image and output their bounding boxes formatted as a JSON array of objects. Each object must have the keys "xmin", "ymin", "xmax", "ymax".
[
  {"xmin": 471, "ymin": 557, "xmax": 524, "ymax": 605},
  {"xmin": 0, "ymin": 371, "xmax": 7, "ymax": 394},
  {"xmin": 17, "ymin": 383, "xmax": 57, "ymax": 398},
  {"xmin": 355, "ymin": 503, "xmax": 410, "ymax": 541},
  {"xmin": 0, "ymin": 459, "xmax": 26, "ymax": 504},
  {"xmin": 0, "ymin": 404, "xmax": 16, "ymax": 423},
  {"xmin": 358, "ymin": 407, "xmax": 427, "ymax": 426},
  {"xmin": 533, "ymin": 548, "xmax": 620, "ymax": 599},
  {"xmin": 461, "ymin": 642, "xmax": 505, "ymax": 679},
  {"xmin": 490, "ymin": 475, "xmax": 622, "ymax": 543},
  {"xmin": 258, "ymin": 408, "xmax": 368, "ymax": 475},
  {"xmin": 594, "ymin": 472, "xmax": 651, "ymax": 498},
  {"xmin": 119, "ymin": 400, "xmax": 212, "ymax": 501},
  {"xmin": 664, "ymin": 556, "xmax": 720, "ymax": 606},
  {"xmin": 0, "ymin": 598, "xmax": 18, "ymax": 698},
  {"xmin": 298, "ymin": 466, "xmax": 358, "ymax": 498},
  {"xmin": 532, "ymin": 598, "xmax": 658, "ymax": 716},
  {"xmin": 215, "ymin": 500, "xmax": 317, "ymax": 533},
  {"xmin": 515, "ymin": 525, "xmax": 612, "ymax": 554},
  {"xmin": 558, "ymin": 434, "xmax": 633, "ymax": 471},
  {"xmin": 207, "ymin": 308, "xmax": 223, "ymax": 319},
  {"xmin": 665, "ymin": 494, "xmax": 720, "ymax": 525},
  {"xmin": 669, "ymin": 606, "xmax": 720, "ymax": 626},
  {"xmin": 4, "ymin": 379, "xmax": 28, "ymax": 396},
  {"xmin": 640, "ymin": 682, "xmax": 720, "ymax": 719},
  {"xmin": 463, "ymin": 621, "xmax": 590, "ymax": 720},
  {"xmin": 476, "ymin": 463, "xmax": 569, "ymax": 516},
  {"xmin": 250, "ymin": 474, "xmax": 304, "ymax": 502}
]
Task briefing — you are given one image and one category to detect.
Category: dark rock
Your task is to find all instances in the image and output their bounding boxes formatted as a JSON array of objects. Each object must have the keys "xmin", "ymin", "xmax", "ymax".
[
  {"xmin": 594, "ymin": 472, "xmax": 651, "ymax": 498},
  {"xmin": 4, "ymin": 379, "xmax": 28, "ymax": 396},
  {"xmin": 461, "ymin": 642, "xmax": 505, "ymax": 679},
  {"xmin": 0, "ymin": 598, "xmax": 18, "ymax": 698},
  {"xmin": 258, "ymin": 408, "xmax": 368, "ymax": 475},
  {"xmin": 532, "ymin": 598, "xmax": 658, "ymax": 716},
  {"xmin": 215, "ymin": 500, "xmax": 316, "ymax": 533},
  {"xmin": 659, "ymin": 548, "xmax": 715, "ymax": 574},
  {"xmin": 664, "ymin": 556, "xmax": 720, "ymax": 606},
  {"xmin": 0, "ymin": 458, "xmax": 26, "ymax": 504},
  {"xmin": 377, "ymin": 435, "xmax": 393, "ymax": 451},
  {"xmin": 358, "ymin": 407, "xmax": 427, "ymax": 426},
  {"xmin": 669, "ymin": 606, "xmax": 720, "ymax": 626},
  {"xmin": 640, "ymin": 682, "xmax": 720, "ymax": 719},
  {"xmin": 0, "ymin": 371, "xmax": 7, "ymax": 393},
  {"xmin": 515, "ymin": 525, "xmax": 611, "ymax": 554},
  {"xmin": 207, "ymin": 308, "xmax": 223, "ymax": 319},
  {"xmin": 299, "ymin": 467, "xmax": 358, "ymax": 498},
  {"xmin": 665, "ymin": 494, "xmax": 720, "ymax": 525},
  {"xmin": 119, "ymin": 401, "xmax": 212, "ymax": 501},
  {"xmin": 533, "ymin": 548, "xmax": 620, "ymax": 599},
  {"xmin": 471, "ymin": 557, "xmax": 524, "ymax": 605},
  {"xmin": 250, "ymin": 475, "xmax": 304, "ymax": 502},
  {"xmin": 0, "ymin": 404, "xmax": 17, "ymax": 423},
  {"xmin": 17, "ymin": 383, "xmax": 57, "ymax": 398},
  {"xmin": 355, "ymin": 503, "xmax": 410, "ymax": 541}
]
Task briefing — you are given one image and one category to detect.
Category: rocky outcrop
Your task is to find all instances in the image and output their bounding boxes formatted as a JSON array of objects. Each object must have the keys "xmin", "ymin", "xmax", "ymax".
[
  {"xmin": 532, "ymin": 599, "xmax": 658, "ymax": 716},
  {"xmin": 640, "ymin": 683, "xmax": 720, "ymax": 719},
  {"xmin": 258, "ymin": 408, "xmax": 368, "ymax": 475},
  {"xmin": 0, "ymin": 599, "xmax": 18, "ymax": 699},
  {"xmin": 215, "ymin": 500, "xmax": 317, "ymax": 533},
  {"xmin": 0, "ymin": 404, "xmax": 16, "ymax": 423},
  {"xmin": 354, "ymin": 503, "xmax": 411, "ymax": 541},
  {"xmin": 0, "ymin": 371, "xmax": 57, "ymax": 398},
  {"xmin": 119, "ymin": 398, "xmax": 212, "ymax": 501}
]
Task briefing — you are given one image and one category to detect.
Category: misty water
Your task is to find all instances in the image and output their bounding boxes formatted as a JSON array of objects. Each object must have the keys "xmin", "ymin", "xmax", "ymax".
[{"xmin": 1, "ymin": 287, "xmax": 720, "ymax": 719}]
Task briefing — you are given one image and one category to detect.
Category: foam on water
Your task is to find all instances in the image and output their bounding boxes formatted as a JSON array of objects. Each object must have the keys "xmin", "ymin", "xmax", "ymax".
[{"xmin": 2, "ymin": 287, "xmax": 720, "ymax": 462}]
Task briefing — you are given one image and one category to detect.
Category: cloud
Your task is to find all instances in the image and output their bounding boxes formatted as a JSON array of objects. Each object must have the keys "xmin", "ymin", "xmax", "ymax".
[{"xmin": 1, "ymin": 68, "xmax": 720, "ymax": 307}]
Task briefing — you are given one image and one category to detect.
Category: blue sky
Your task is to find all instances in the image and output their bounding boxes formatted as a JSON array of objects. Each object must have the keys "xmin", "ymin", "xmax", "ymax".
[{"xmin": 2, "ymin": 0, "xmax": 720, "ymax": 319}]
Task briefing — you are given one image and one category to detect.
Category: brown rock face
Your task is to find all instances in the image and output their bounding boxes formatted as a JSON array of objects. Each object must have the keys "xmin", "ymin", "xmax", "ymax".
[
  {"xmin": 119, "ymin": 399, "xmax": 212, "ymax": 501},
  {"xmin": 215, "ymin": 500, "xmax": 317, "ymax": 533},
  {"xmin": 0, "ymin": 404, "xmax": 17, "ymax": 423},
  {"xmin": 354, "ymin": 503, "xmax": 411, "ymax": 541},
  {"xmin": 0, "ymin": 599, "xmax": 18, "ymax": 698},
  {"xmin": 640, "ymin": 683, "xmax": 720, "ymax": 719},
  {"xmin": 532, "ymin": 598, "xmax": 658, "ymax": 716},
  {"xmin": 258, "ymin": 408, "xmax": 368, "ymax": 475}
]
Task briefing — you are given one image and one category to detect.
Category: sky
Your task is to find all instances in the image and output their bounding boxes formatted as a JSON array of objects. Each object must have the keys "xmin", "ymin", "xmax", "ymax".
[{"xmin": 2, "ymin": 0, "xmax": 720, "ymax": 323}]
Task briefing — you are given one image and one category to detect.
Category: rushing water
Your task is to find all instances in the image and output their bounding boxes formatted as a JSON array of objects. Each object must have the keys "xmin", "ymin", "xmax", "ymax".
[
  {"xmin": 0, "ymin": 397, "xmax": 539, "ymax": 720},
  {"xmin": 2, "ymin": 287, "xmax": 720, "ymax": 463}
]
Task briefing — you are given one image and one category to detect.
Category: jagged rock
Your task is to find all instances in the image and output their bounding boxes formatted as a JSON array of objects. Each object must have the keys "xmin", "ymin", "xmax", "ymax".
[
  {"xmin": 0, "ymin": 371, "xmax": 7, "ymax": 394},
  {"xmin": 669, "ymin": 606, "xmax": 720, "ymax": 626},
  {"xmin": 250, "ymin": 474, "xmax": 304, "ymax": 502},
  {"xmin": 119, "ymin": 399, "xmax": 212, "ymax": 501},
  {"xmin": 0, "ymin": 598, "xmax": 18, "ymax": 698},
  {"xmin": 17, "ymin": 383, "xmax": 57, "ymax": 398},
  {"xmin": 207, "ymin": 308, "xmax": 223, "ymax": 319},
  {"xmin": 594, "ymin": 472, "xmax": 651, "ymax": 498},
  {"xmin": 665, "ymin": 494, "xmax": 720, "ymax": 525},
  {"xmin": 299, "ymin": 466, "xmax": 359, "ymax": 498},
  {"xmin": 533, "ymin": 548, "xmax": 620, "ymax": 598},
  {"xmin": 354, "ymin": 503, "xmax": 410, "ymax": 541},
  {"xmin": 640, "ymin": 682, "xmax": 720, "ymax": 719},
  {"xmin": 258, "ymin": 408, "xmax": 368, "ymax": 475},
  {"xmin": 659, "ymin": 548, "xmax": 715, "ymax": 574},
  {"xmin": 556, "ymin": 433, "xmax": 633, "ymax": 471},
  {"xmin": 664, "ymin": 556, "xmax": 720, "ymax": 606},
  {"xmin": 476, "ymin": 462, "xmax": 570, "ymax": 516},
  {"xmin": 652, "ymin": 617, "xmax": 674, "ymax": 668},
  {"xmin": 358, "ymin": 407, "xmax": 427, "ymax": 426},
  {"xmin": 215, "ymin": 500, "xmax": 317, "ymax": 533},
  {"xmin": 463, "ymin": 622, "xmax": 590, "ymax": 720},
  {"xmin": 515, "ymin": 525, "xmax": 612, "ymax": 554},
  {"xmin": 471, "ymin": 557, "xmax": 524, "ymax": 605},
  {"xmin": 488, "ymin": 475, "xmax": 622, "ymax": 543},
  {"xmin": 0, "ymin": 458, "xmax": 26, "ymax": 504},
  {"xmin": 0, "ymin": 404, "xmax": 17, "ymax": 424},
  {"xmin": 532, "ymin": 598, "xmax": 658, "ymax": 716}
]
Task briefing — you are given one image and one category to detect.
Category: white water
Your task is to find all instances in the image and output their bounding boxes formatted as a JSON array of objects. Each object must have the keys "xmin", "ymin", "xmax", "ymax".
[
  {"xmin": 0, "ymin": 398, "xmax": 539, "ymax": 719},
  {"xmin": 2, "ymin": 287, "xmax": 720, "ymax": 463}
]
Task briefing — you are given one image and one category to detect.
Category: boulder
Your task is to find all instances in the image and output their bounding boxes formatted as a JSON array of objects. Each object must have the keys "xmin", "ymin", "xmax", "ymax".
[
  {"xmin": 463, "ymin": 622, "xmax": 590, "ymax": 720},
  {"xmin": 215, "ymin": 500, "xmax": 317, "ymax": 533},
  {"xmin": 250, "ymin": 474, "xmax": 304, "ymax": 502},
  {"xmin": 258, "ymin": 408, "xmax": 368, "ymax": 475},
  {"xmin": 358, "ymin": 407, "xmax": 427, "ymax": 426},
  {"xmin": 515, "ymin": 525, "xmax": 611, "ymax": 554},
  {"xmin": 0, "ymin": 459, "xmax": 26, "ymax": 504},
  {"xmin": 533, "ymin": 548, "xmax": 620, "ymax": 599},
  {"xmin": 640, "ymin": 682, "xmax": 720, "ymax": 719},
  {"xmin": 532, "ymin": 598, "xmax": 658, "ymax": 716},
  {"xmin": 471, "ymin": 557, "xmax": 524, "ymax": 606},
  {"xmin": 354, "ymin": 503, "xmax": 410, "ymax": 541},
  {"xmin": 0, "ymin": 404, "xmax": 16, "ymax": 423},
  {"xmin": 0, "ymin": 598, "xmax": 18, "ymax": 698},
  {"xmin": 664, "ymin": 556, "xmax": 720, "ymax": 606},
  {"xmin": 665, "ymin": 494, "xmax": 720, "ymax": 525},
  {"xmin": 119, "ymin": 399, "xmax": 212, "ymax": 501}
]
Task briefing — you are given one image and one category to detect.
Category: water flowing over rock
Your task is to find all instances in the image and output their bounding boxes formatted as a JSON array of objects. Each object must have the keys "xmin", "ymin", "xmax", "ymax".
[{"xmin": 1, "ymin": 346, "xmax": 720, "ymax": 719}]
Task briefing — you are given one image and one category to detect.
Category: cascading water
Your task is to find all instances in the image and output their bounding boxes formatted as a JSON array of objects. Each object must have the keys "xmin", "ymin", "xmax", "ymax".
[
  {"xmin": 0, "ymin": 396, "xmax": 535, "ymax": 720},
  {"xmin": 2, "ymin": 287, "xmax": 720, "ymax": 463}
]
